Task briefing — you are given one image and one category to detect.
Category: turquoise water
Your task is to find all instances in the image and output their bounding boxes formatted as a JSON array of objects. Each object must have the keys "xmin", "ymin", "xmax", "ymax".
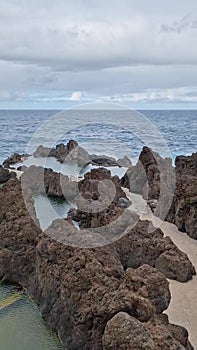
[{"xmin": 0, "ymin": 285, "xmax": 63, "ymax": 350}]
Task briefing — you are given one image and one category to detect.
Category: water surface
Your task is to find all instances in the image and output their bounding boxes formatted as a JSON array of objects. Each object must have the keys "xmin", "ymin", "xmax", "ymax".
[{"xmin": 0, "ymin": 285, "xmax": 63, "ymax": 350}]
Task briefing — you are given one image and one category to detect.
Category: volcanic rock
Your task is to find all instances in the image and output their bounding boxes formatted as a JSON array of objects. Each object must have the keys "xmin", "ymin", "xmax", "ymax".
[
  {"xmin": 102, "ymin": 312, "xmax": 188, "ymax": 350},
  {"xmin": 21, "ymin": 165, "xmax": 78, "ymax": 202},
  {"xmin": 175, "ymin": 153, "xmax": 197, "ymax": 177},
  {"xmin": 121, "ymin": 146, "xmax": 175, "ymax": 220},
  {"xmin": 68, "ymin": 168, "xmax": 128, "ymax": 229},
  {"xmin": 121, "ymin": 146, "xmax": 174, "ymax": 200},
  {"xmin": 34, "ymin": 140, "xmax": 91, "ymax": 166},
  {"xmin": 90, "ymin": 154, "xmax": 118, "ymax": 166},
  {"xmin": 117, "ymin": 155, "xmax": 132, "ymax": 167},
  {"xmin": 113, "ymin": 220, "xmax": 195, "ymax": 282},
  {"xmin": 0, "ymin": 177, "xmax": 195, "ymax": 349},
  {"xmin": 3, "ymin": 153, "xmax": 28, "ymax": 168},
  {"xmin": 167, "ymin": 152, "xmax": 197, "ymax": 239},
  {"xmin": 0, "ymin": 166, "xmax": 16, "ymax": 184}
]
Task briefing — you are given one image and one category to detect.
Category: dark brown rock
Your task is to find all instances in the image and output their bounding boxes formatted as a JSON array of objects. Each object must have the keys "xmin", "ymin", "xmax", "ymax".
[
  {"xmin": 3, "ymin": 153, "xmax": 28, "ymax": 168},
  {"xmin": 68, "ymin": 168, "xmax": 128, "ymax": 229},
  {"xmin": 33, "ymin": 140, "xmax": 91, "ymax": 166},
  {"xmin": 0, "ymin": 178, "xmax": 40, "ymax": 284},
  {"xmin": 113, "ymin": 220, "xmax": 195, "ymax": 282},
  {"xmin": 175, "ymin": 153, "xmax": 197, "ymax": 177},
  {"xmin": 167, "ymin": 152, "xmax": 197, "ymax": 239},
  {"xmin": 0, "ymin": 166, "xmax": 16, "ymax": 183},
  {"xmin": 121, "ymin": 146, "xmax": 175, "ymax": 221},
  {"xmin": 0, "ymin": 178, "xmax": 195, "ymax": 349},
  {"xmin": 21, "ymin": 165, "xmax": 78, "ymax": 202},
  {"xmin": 102, "ymin": 312, "xmax": 188, "ymax": 350},
  {"xmin": 121, "ymin": 146, "xmax": 174, "ymax": 202},
  {"xmin": 90, "ymin": 154, "xmax": 119, "ymax": 166}
]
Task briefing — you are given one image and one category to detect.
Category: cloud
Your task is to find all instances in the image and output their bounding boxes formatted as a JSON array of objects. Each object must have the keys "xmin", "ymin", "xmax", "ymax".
[
  {"xmin": 97, "ymin": 87, "xmax": 197, "ymax": 104},
  {"xmin": 0, "ymin": 90, "xmax": 12, "ymax": 100},
  {"xmin": 0, "ymin": 2, "xmax": 197, "ymax": 71},
  {"xmin": 69, "ymin": 91, "xmax": 82, "ymax": 101},
  {"xmin": 0, "ymin": 0, "xmax": 197, "ymax": 107},
  {"xmin": 160, "ymin": 14, "xmax": 192, "ymax": 33}
]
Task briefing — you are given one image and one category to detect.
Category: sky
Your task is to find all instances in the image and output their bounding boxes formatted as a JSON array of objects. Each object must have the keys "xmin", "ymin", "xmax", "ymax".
[{"xmin": 0, "ymin": 0, "xmax": 197, "ymax": 109}]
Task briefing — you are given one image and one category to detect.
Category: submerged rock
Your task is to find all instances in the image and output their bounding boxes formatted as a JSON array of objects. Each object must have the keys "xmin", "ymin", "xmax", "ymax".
[{"xmin": 90, "ymin": 154, "xmax": 119, "ymax": 166}]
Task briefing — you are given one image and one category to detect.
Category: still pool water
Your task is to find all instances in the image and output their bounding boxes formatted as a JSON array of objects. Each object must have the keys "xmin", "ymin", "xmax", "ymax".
[{"xmin": 0, "ymin": 285, "xmax": 63, "ymax": 350}]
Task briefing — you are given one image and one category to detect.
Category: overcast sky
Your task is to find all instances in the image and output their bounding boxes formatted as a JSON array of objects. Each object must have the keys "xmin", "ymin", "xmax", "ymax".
[{"xmin": 1, "ymin": 0, "xmax": 197, "ymax": 109}]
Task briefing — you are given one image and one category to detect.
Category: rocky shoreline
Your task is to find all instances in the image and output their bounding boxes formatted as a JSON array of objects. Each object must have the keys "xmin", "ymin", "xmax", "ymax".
[{"xmin": 0, "ymin": 141, "xmax": 196, "ymax": 349}]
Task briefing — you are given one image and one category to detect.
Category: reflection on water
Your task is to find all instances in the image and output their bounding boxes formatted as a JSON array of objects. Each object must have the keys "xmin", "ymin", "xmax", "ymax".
[
  {"xmin": 27, "ymin": 157, "xmax": 127, "ymax": 231},
  {"xmin": 34, "ymin": 194, "xmax": 72, "ymax": 231},
  {"xmin": 0, "ymin": 285, "xmax": 63, "ymax": 350}
]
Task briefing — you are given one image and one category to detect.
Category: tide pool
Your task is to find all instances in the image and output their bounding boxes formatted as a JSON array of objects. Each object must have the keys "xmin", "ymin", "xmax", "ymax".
[{"xmin": 0, "ymin": 285, "xmax": 64, "ymax": 350}]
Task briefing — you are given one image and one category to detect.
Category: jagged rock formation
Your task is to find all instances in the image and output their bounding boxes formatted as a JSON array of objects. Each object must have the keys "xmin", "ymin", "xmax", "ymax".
[
  {"xmin": 121, "ymin": 146, "xmax": 175, "ymax": 219},
  {"xmin": 102, "ymin": 311, "xmax": 194, "ymax": 350},
  {"xmin": 121, "ymin": 147, "xmax": 197, "ymax": 240},
  {"xmin": 167, "ymin": 152, "xmax": 197, "ymax": 239},
  {"xmin": 90, "ymin": 154, "xmax": 119, "ymax": 166},
  {"xmin": 68, "ymin": 168, "xmax": 128, "ymax": 229},
  {"xmin": 0, "ymin": 177, "xmax": 195, "ymax": 349},
  {"xmin": 121, "ymin": 146, "xmax": 174, "ymax": 200},
  {"xmin": 33, "ymin": 140, "xmax": 132, "ymax": 168},
  {"xmin": 117, "ymin": 155, "xmax": 132, "ymax": 167},
  {"xmin": 113, "ymin": 220, "xmax": 195, "ymax": 282},
  {"xmin": 175, "ymin": 153, "xmax": 197, "ymax": 177},
  {"xmin": 21, "ymin": 165, "xmax": 78, "ymax": 202},
  {"xmin": 33, "ymin": 140, "xmax": 91, "ymax": 166},
  {"xmin": 90, "ymin": 154, "xmax": 132, "ymax": 167},
  {"xmin": 34, "ymin": 140, "xmax": 91, "ymax": 166},
  {"xmin": 3, "ymin": 153, "xmax": 28, "ymax": 168},
  {"xmin": 0, "ymin": 166, "xmax": 16, "ymax": 184}
]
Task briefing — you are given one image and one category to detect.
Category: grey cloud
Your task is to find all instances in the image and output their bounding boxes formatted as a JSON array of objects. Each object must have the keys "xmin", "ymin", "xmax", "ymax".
[
  {"xmin": 0, "ymin": 0, "xmax": 197, "ymax": 106},
  {"xmin": 160, "ymin": 14, "xmax": 197, "ymax": 34},
  {"xmin": 0, "ymin": 2, "xmax": 197, "ymax": 72},
  {"xmin": 160, "ymin": 14, "xmax": 192, "ymax": 33}
]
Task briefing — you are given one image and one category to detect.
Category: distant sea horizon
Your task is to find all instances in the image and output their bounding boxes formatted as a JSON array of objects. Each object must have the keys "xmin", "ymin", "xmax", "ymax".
[{"xmin": 0, "ymin": 109, "xmax": 196, "ymax": 165}]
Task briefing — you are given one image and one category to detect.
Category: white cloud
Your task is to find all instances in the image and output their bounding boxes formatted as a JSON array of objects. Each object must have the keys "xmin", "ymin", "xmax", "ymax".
[
  {"xmin": 69, "ymin": 91, "xmax": 82, "ymax": 102},
  {"xmin": 96, "ymin": 87, "xmax": 197, "ymax": 104}
]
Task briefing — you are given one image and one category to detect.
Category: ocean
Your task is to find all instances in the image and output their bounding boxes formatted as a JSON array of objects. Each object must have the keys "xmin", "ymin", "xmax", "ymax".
[{"xmin": 0, "ymin": 109, "xmax": 196, "ymax": 165}]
